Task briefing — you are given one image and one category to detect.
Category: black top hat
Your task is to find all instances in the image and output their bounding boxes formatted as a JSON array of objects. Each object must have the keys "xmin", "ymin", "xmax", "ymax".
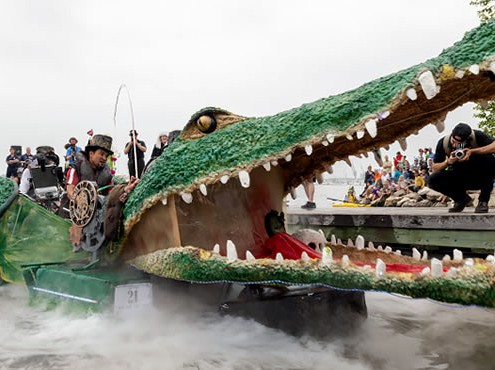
[{"xmin": 85, "ymin": 134, "xmax": 114, "ymax": 155}]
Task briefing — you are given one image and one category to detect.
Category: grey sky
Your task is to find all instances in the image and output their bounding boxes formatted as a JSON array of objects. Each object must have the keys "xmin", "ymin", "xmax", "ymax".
[{"xmin": 0, "ymin": 1, "xmax": 481, "ymax": 176}]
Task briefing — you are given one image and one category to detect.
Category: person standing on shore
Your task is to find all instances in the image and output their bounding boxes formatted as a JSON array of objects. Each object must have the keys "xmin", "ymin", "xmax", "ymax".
[
  {"xmin": 6, "ymin": 147, "xmax": 20, "ymax": 181},
  {"xmin": 124, "ymin": 130, "xmax": 147, "ymax": 178},
  {"xmin": 428, "ymin": 122, "xmax": 495, "ymax": 213},
  {"xmin": 301, "ymin": 179, "xmax": 316, "ymax": 209}
]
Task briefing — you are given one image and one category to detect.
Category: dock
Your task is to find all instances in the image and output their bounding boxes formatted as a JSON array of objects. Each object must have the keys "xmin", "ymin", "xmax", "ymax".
[{"xmin": 286, "ymin": 206, "xmax": 495, "ymax": 253}]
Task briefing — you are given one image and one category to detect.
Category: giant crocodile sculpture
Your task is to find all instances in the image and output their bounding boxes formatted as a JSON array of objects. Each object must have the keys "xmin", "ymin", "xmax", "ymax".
[{"xmin": 2, "ymin": 20, "xmax": 495, "ymax": 307}]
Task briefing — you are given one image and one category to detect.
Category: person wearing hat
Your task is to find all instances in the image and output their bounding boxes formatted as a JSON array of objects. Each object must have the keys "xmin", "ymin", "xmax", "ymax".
[
  {"xmin": 65, "ymin": 134, "xmax": 139, "ymax": 249},
  {"xmin": 428, "ymin": 122, "xmax": 495, "ymax": 213},
  {"xmin": 64, "ymin": 137, "xmax": 82, "ymax": 168},
  {"xmin": 124, "ymin": 130, "xmax": 147, "ymax": 178}
]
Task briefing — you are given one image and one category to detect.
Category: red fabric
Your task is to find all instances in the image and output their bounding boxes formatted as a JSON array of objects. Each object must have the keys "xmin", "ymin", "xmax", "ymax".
[
  {"xmin": 259, "ymin": 232, "xmax": 448, "ymax": 274},
  {"xmin": 259, "ymin": 232, "xmax": 322, "ymax": 260}
]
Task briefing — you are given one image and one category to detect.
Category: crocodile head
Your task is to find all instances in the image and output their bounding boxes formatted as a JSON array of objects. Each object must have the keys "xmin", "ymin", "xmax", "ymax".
[{"xmin": 121, "ymin": 21, "xmax": 495, "ymax": 307}]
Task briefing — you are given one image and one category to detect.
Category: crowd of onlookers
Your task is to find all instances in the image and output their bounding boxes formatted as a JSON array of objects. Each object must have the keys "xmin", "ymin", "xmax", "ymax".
[{"xmin": 360, "ymin": 148, "xmax": 437, "ymax": 204}]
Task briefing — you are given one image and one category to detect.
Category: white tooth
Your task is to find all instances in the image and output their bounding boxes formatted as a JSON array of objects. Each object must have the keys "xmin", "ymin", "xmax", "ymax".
[
  {"xmin": 326, "ymin": 134, "xmax": 335, "ymax": 143},
  {"xmin": 321, "ymin": 246, "xmax": 333, "ymax": 265},
  {"xmin": 365, "ymin": 119, "xmax": 378, "ymax": 138},
  {"xmin": 406, "ymin": 88, "xmax": 417, "ymax": 101},
  {"xmin": 489, "ymin": 61, "xmax": 495, "ymax": 75},
  {"xmin": 330, "ymin": 234, "xmax": 337, "ymax": 245},
  {"xmin": 347, "ymin": 238, "xmax": 354, "ymax": 247},
  {"xmin": 199, "ymin": 183, "xmax": 208, "ymax": 196},
  {"xmin": 468, "ymin": 64, "xmax": 480, "ymax": 75},
  {"xmin": 368, "ymin": 241, "xmax": 375, "ymax": 251},
  {"xmin": 377, "ymin": 245, "xmax": 383, "ymax": 251},
  {"xmin": 344, "ymin": 157, "xmax": 352, "ymax": 167},
  {"xmin": 418, "ymin": 70, "xmax": 439, "ymax": 99},
  {"xmin": 442, "ymin": 254, "xmax": 451, "ymax": 262},
  {"xmin": 276, "ymin": 252, "xmax": 284, "ymax": 261},
  {"xmin": 305, "ymin": 145, "xmax": 313, "ymax": 155},
  {"xmin": 290, "ymin": 187, "xmax": 297, "ymax": 200},
  {"xmin": 464, "ymin": 258, "xmax": 474, "ymax": 267},
  {"xmin": 420, "ymin": 267, "xmax": 431, "ymax": 276},
  {"xmin": 284, "ymin": 154, "xmax": 292, "ymax": 162},
  {"xmin": 271, "ymin": 160, "xmax": 278, "ymax": 166},
  {"xmin": 398, "ymin": 137, "xmax": 408, "ymax": 151},
  {"xmin": 220, "ymin": 175, "xmax": 230, "ymax": 184},
  {"xmin": 337, "ymin": 238, "xmax": 342, "ymax": 245},
  {"xmin": 316, "ymin": 173, "xmax": 324, "ymax": 184},
  {"xmin": 238, "ymin": 170, "xmax": 250, "ymax": 188},
  {"xmin": 356, "ymin": 131, "xmax": 365, "ymax": 139},
  {"xmin": 318, "ymin": 229, "xmax": 325, "ymax": 239},
  {"xmin": 375, "ymin": 258, "xmax": 386, "ymax": 277},
  {"xmin": 213, "ymin": 244, "xmax": 220, "ymax": 254},
  {"xmin": 161, "ymin": 197, "xmax": 168, "ymax": 206},
  {"xmin": 263, "ymin": 162, "xmax": 271, "ymax": 171},
  {"xmin": 379, "ymin": 111, "xmax": 390, "ymax": 120},
  {"xmin": 421, "ymin": 251, "xmax": 428, "ymax": 261},
  {"xmin": 384, "ymin": 246, "xmax": 392, "ymax": 254},
  {"xmin": 435, "ymin": 120, "xmax": 445, "ymax": 133},
  {"xmin": 180, "ymin": 192, "xmax": 193, "ymax": 204},
  {"xmin": 355, "ymin": 235, "xmax": 365, "ymax": 250},
  {"xmin": 455, "ymin": 70, "xmax": 465, "ymax": 78},
  {"xmin": 226, "ymin": 240, "xmax": 238, "ymax": 261},
  {"xmin": 446, "ymin": 267, "xmax": 458, "ymax": 278},
  {"xmin": 394, "ymin": 250, "xmax": 402, "ymax": 255},
  {"xmin": 372, "ymin": 149, "xmax": 383, "ymax": 167},
  {"xmin": 321, "ymin": 140, "xmax": 329, "ymax": 146},
  {"xmin": 246, "ymin": 250, "xmax": 256, "ymax": 261},
  {"xmin": 341, "ymin": 255, "xmax": 350, "ymax": 268},
  {"xmin": 412, "ymin": 248, "xmax": 421, "ymax": 260},
  {"xmin": 325, "ymin": 165, "xmax": 333, "ymax": 174},
  {"xmin": 453, "ymin": 249, "xmax": 463, "ymax": 261},
  {"xmin": 431, "ymin": 258, "xmax": 443, "ymax": 277},
  {"xmin": 486, "ymin": 255, "xmax": 495, "ymax": 262},
  {"xmin": 346, "ymin": 134, "xmax": 353, "ymax": 141},
  {"xmin": 301, "ymin": 251, "xmax": 310, "ymax": 262}
]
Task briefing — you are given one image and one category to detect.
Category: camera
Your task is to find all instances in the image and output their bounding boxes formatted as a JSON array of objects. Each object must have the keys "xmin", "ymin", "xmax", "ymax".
[{"xmin": 453, "ymin": 149, "xmax": 465, "ymax": 159}]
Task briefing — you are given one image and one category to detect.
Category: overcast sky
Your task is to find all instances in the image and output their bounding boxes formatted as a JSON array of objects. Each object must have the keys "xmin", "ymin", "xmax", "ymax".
[{"xmin": 0, "ymin": 1, "xmax": 482, "ymax": 176}]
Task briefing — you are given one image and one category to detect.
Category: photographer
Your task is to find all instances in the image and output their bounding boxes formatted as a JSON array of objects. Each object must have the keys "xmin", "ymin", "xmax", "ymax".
[
  {"xmin": 428, "ymin": 122, "xmax": 495, "ymax": 213},
  {"xmin": 64, "ymin": 137, "xmax": 82, "ymax": 167}
]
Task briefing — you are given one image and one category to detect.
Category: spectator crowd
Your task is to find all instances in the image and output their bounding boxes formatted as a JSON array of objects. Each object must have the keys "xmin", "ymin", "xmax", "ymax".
[{"xmin": 360, "ymin": 148, "xmax": 437, "ymax": 204}]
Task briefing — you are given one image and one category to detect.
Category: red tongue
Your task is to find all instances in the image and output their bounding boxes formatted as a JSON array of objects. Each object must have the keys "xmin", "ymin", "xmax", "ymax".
[
  {"xmin": 258, "ymin": 232, "xmax": 448, "ymax": 274},
  {"xmin": 257, "ymin": 232, "xmax": 322, "ymax": 260}
]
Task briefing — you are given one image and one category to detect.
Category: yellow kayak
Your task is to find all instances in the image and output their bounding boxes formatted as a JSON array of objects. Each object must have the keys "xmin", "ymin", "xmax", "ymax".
[{"xmin": 332, "ymin": 202, "xmax": 370, "ymax": 208}]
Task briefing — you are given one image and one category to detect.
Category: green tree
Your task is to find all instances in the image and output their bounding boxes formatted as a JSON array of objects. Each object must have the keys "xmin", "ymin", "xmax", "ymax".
[{"xmin": 470, "ymin": 1, "xmax": 495, "ymax": 135}]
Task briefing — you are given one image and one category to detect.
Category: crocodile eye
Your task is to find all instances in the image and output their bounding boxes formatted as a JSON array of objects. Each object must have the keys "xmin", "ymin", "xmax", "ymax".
[{"xmin": 196, "ymin": 115, "xmax": 217, "ymax": 133}]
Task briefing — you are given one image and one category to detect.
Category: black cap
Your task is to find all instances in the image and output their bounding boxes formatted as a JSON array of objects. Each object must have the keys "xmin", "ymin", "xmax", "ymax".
[
  {"xmin": 129, "ymin": 130, "xmax": 138, "ymax": 136},
  {"xmin": 452, "ymin": 123, "xmax": 472, "ymax": 141}
]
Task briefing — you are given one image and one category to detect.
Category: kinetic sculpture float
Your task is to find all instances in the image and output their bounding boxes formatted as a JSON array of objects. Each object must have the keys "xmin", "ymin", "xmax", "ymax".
[{"xmin": 1, "ymin": 21, "xmax": 495, "ymax": 331}]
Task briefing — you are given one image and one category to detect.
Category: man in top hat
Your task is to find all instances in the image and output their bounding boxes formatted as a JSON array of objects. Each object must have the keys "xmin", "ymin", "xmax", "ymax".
[
  {"xmin": 65, "ymin": 134, "xmax": 139, "ymax": 248},
  {"xmin": 64, "ymin": 137, "xmax": 82, "ymax": 167},
  {"xmin": 428, "ymin": 122, "xmax": 495, "ymax": 213},
  {"xmin": 124, "ymin": 130, "xmax": 147, "ymax": 178}
]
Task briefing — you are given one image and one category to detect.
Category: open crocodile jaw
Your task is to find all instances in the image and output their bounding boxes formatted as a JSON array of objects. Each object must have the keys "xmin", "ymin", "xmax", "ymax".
[{"xmin": 123, "ymin": 166, "xmax": 286, "ymax": 260}]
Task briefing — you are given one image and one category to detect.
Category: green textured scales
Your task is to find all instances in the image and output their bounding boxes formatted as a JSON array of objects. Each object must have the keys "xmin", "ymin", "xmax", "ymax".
[
  {"xmin": 132, "ymin": 247, "xmax": 495, "ymax": 307},
  {"xmin": 124, "ymin": 20, "xmax": 495, "ymax": 224},
  {"xmin": 0, "ymin": 177, "xmax": 16, "ymax": 213}
]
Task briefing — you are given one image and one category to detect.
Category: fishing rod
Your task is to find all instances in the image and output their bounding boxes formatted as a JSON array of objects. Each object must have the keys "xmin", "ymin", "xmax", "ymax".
[{"xmin": 113, "ymin": 84, "xmax": 139, "ymax": 179}]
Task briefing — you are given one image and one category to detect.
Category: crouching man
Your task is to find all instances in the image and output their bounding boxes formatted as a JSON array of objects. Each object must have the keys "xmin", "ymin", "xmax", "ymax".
[{"xmin": 428, "ymin": 122, "xmax": 495, "ymax": 213}]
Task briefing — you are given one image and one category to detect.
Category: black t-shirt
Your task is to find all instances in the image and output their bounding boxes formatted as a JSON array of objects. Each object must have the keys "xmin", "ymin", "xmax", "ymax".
[
  {"xmin": 433, "ymin": 130, "xmax": 495, "ymax": 168},
  {"xmin": 126, "ymin": 140, "xmax": 146, "ymax": 161}
]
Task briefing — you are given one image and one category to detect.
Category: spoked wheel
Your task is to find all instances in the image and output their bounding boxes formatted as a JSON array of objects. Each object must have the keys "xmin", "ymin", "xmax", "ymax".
[{"xmin": 69, "ymin": 181, "xmax": 98, "ymax": 227}]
